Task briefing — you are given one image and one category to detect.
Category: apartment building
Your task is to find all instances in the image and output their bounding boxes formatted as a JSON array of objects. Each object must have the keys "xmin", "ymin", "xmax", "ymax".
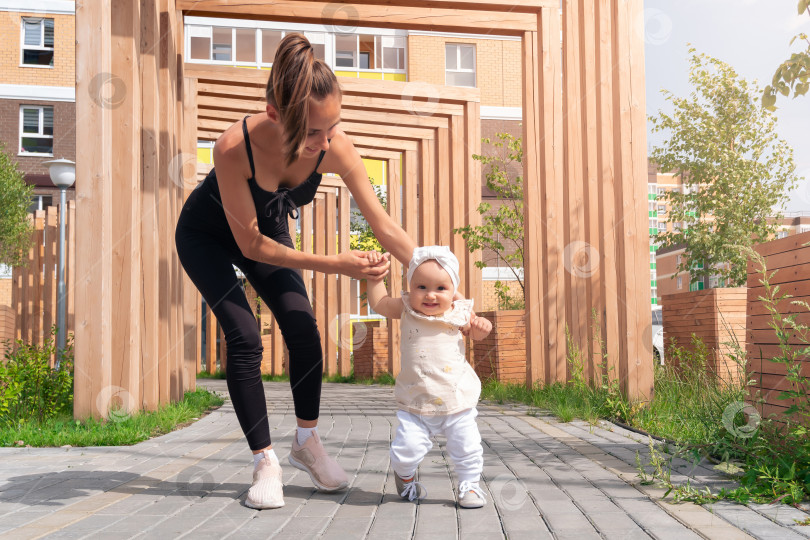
[{"xmin": 0, "ymin": 0, "xmax": 76, "ymax": 210}]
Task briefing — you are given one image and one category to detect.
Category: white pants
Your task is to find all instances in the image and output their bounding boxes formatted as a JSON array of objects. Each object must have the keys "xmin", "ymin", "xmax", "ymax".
[{"xmin": 390, "ymin": 408, "xmax": 483, "ymax": 483}]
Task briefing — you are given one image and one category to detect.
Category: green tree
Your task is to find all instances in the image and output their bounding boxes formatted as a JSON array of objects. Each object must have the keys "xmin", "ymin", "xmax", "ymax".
[
  {"xmin": 0, "ymin": 144, "xmax": 33, "ymax": 267},
  {"xmin": 650, "ymin": 48, "xmax": 798, "ymax": 288},
  {"xmin": 350, "ymin": 182, "xmax": 386, "ymax": 253},
  {"xmin": 763, "ymin": 1, "xmax": 809, "ymax": 108},
  {"xmin": 454, "ymin": 131, "xmax": 524, "ymax": 309}
]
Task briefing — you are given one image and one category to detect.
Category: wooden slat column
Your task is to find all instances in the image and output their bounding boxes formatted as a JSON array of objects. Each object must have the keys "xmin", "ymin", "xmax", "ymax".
[
  {"xmin": 205, "ymin": 303, "xmax": 217, "ymax": 374},
  {"xmin": 111, "ymin": 0, "xmax": 142, "ymax": 414},
  {"xmin": 337, "ymin": 185, "xmax": 352, "ymax": 376},
  {"xmin": 386, "ymin": 158, "xmax": 402, "ymax": 376},
  {"xmin": 140, "ymin": 0, "xmax": 161, "ymax": 412},
  {"xmin": 181, "ymin": 77, "xmax": 199, "ymax": 390},
  {"xmin": 325, "ymin": 190, "xmax": 338, "ymax": 375},
  {"xmin": 313, "ymin": 194, "xmax": 327, "ymax": 371},
  {"xmin": 74, "ymin": 0, "xmax": 113, "ymax": 418},
  {"xmin": 32, "ymin": 211, "xmax": 44, "ymax": 346},
  {"xmin": 610, "ymin": 0, "xmax": 653, "ymax": 398}
]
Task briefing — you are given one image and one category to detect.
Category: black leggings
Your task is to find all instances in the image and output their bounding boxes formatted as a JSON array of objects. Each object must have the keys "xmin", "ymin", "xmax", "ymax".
[{"xmin": 175, "ymin": 222, "xmax": 322, "ymax": 451}]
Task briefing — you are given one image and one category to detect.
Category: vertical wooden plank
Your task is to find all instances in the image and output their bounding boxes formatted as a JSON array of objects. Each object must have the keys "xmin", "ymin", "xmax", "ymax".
[
  {"xmin": 580, "ymin": 0, "xmax": 600, "ymax": 380},
  {"xmin": 21, "ymin": 216, "xmax": 34, "ymax": 344},
  {"xmin": 387, "ymin": 159, "xmax": 402, "ymax": 377},
  {"xmin": 313, "ymin": 194, "xmax": 327, "ymax": 371},
  {"xmin": 463, "ymin": 101, "xmax": 482, "ymax": 365},
  {"xmin": 12, "ymin": 256, "xmax": 22, "ymax": 341},
  {"xmin": 325, "ymin": 190, "xmax": 338, "ymax": 376},
  {"xmin": 219, "ymin": 323, "xmax": 227, "ymax": 372},
  {"xmin": 522, "ymin": 29, "xmax": 546, "ymax": 385},
  {"xmin": 172, "ymin": 4, "xmax": 186, "ymax": 398},
  {"xmin": 67, "ymin": 201, "xmax": 75, "ymax": 338},
  {"xmin": 403, "ymin": 149, "xmax": 419, "ymax": 246},
  {"xmin": 419, "ymin": 139, "xmax": 435, "ymax": 246},
  {"xmin": 205, "ymin": 303, "xmax": 216, "ymax": 374},
  {"xmin": 182, "ymin": 77, "xmax": 199, "ymax": 390},
  {"xmin": 31, "ymin": 211, "xmax": 44, "ymax": 346},
  {"xmin": 140, "ymin": 0, "xmax": 160, "ymax": 411},
  {"xmin": 562, "ymin": 0, "xmax": 588, "ymax": 369},
  {"xmin": 337, "ymin": 186, "xmax": 352, "ymax": 376},
  {"xmin": 111, "ymin": 0, "xmax": 142, "ymax": 413},
  {"xmin": 43, "ymin": 207, "xmax": 57, "ymax": 354},
  {"xmin": 301, "ymin": 203, "xmax": 313, "ymax": 299},
  {"xmin": 595, "ymin": 0, "xmax": 621, "ymax": 379},
  {"xmin": 436, "ymin": 127, "xmax": 450, "ymax": 246},
  {"xmin": 74, "ymin": 0, "xmax": 113, "ymax": 418},
  {"xmin": 157, "ymin": 0, "xmax": 174, "ymax": 404},
  {"xmin": 538, "ymin": 6, "xmax": 566, "ymax": 384},
  {"xmin": 449, "ymin": 115, "xmax": 467, "ymax": 296},
  {"xmin": 626, "ymin": 0, "xmax": 653, "ymax": 399},
  {"xmin": 272, "ymin": 313, "xmax": 283, "ymax": 375}
]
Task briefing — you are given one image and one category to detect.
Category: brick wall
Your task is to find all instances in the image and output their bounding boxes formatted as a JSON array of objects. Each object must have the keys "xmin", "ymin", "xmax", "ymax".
[
  {"xmin": 481, "ymin": 279, "xmax": 523, "ymax": 311},
  {"xmin": 408, "ymin": 36, "xmax": 521, "ymax": 107},
  {"xmin": 0, "ymin": 12, "xmax": 75, "ymax": 87},
  {"xmin": 0, "ymin": 98, "xmax": 76, "ymax": 178},
  {"xmin": 0, "ymin": 278, "xmax": 11, "ymax": 308}
]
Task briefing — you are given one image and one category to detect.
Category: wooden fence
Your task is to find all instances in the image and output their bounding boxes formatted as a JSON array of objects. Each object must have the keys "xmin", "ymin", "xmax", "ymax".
[
  {"xmin": 747, "ymin": 232, "xmax": 810, "ymax": 421},
  {"xmin": 10, "ymin": 204, "xmax": 76, "ymax": 363},
  {"xmin": 660, "ymin": 288, "xmax": 747, "ymax": 384}
]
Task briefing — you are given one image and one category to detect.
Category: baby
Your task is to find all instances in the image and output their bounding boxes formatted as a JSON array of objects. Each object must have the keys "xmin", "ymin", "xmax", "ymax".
[{"xmin": 366, "ymin": 246, "xmax": 493, "ymax": 508}]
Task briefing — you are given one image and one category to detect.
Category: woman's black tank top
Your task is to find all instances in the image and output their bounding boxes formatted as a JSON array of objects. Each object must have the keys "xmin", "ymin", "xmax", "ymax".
[{"xmin": 185, "ymin": 116, "xmax": 326, "ymax": 238}]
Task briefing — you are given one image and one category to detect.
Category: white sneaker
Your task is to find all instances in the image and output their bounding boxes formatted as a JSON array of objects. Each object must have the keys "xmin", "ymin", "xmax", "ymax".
[
  {"xmin": 245, "ymin": 450, "xmax": 285, "ymax": 509},
  {"xmin": 457, "ymin": 480, "xmax": 486, "ymax": 509}
]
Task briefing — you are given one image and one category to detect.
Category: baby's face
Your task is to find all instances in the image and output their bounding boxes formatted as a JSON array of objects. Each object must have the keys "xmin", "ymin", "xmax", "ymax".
[{"xmin": 409, "ymin": 260, "xmax": 454, "ymax": 317}]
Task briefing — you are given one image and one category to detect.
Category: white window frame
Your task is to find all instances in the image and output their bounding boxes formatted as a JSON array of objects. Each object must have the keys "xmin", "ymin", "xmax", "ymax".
[
  {"xmin": 677, "ymin": 276, "xmax": 682, "ymax": 289},
  {"xmin": 19, "ymin": 105, "xmax": 54, "ymax": 157},
  {"xmin": 20, "ymin": 17, "xmax": 55, "ymax": 68},
  {"xmin": 445, "ymin": 43, "xmax": 476, "ymax": 88}
]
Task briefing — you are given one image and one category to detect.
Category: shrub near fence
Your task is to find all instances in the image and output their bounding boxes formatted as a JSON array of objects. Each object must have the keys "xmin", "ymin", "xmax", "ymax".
[{"xmin": 747, "ymin": 231, "xmax": 810, "ymax": 421}]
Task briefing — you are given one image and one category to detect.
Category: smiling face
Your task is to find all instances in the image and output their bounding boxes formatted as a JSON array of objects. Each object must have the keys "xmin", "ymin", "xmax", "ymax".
[
  {"xmin": 408, "ymin": 260, "xmax": 455, "ymax": 316},
  {"xmin": 302, "ymin": 91, "xmax": 341, "ymax": 157}
]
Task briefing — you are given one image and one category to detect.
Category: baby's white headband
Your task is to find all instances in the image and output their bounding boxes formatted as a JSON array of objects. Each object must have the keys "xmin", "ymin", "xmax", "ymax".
[{"xmin": 407, "ymin": 246, "xmax": 460, "ymax": 290}]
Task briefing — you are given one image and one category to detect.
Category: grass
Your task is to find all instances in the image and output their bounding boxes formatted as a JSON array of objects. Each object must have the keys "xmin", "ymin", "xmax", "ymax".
[{"xmin": 0, "ymin": 388, "xmax": 224, "ymax": 447}]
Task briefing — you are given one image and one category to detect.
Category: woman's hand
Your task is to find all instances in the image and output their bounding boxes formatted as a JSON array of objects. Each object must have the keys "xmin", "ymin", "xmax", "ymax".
[{"xmin": 334, "ymin": 251, "xmax": 390, "ymax": 280}]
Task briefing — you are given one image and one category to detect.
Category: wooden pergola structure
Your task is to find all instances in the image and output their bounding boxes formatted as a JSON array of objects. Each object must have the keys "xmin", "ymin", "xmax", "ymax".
[{"xmin": 74, "ymin": 0, "xmax": 652, "ymax": 419}]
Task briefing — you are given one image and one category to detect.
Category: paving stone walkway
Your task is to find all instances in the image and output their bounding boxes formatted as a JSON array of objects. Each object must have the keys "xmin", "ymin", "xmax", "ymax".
[{"xmin": 1, "ymin": 380, "xmax": 809, "ymax": 539}]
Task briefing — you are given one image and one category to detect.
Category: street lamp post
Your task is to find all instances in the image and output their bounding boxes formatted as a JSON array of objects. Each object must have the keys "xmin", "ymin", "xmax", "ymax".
[{"xmin": 43, "ymin": 159, "xmax": 76, "ymax": 364}]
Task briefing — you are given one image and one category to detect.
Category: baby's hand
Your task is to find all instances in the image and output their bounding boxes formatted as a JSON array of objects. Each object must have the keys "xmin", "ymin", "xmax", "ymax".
[
  {"xmin": 365, "ymin": 251, "xmax": 389, "ymax": 282},
  {"xmin": 467, "ymin": 315, "xmax": 493, "ymax": 340}
]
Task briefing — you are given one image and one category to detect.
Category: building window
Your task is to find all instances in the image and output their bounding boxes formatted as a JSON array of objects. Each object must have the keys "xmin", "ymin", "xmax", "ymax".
[
  {"xmin": 657, "ymin": 187, "xmax": 667, "ymax": 195},
  {"xmin": 648, "ymin": 184, "xmax": 657, "ymax": 195},
  {"xmin": 676, "ymin": 254, "xmax": 682, "ymax": 265},
  {"xmin": 800, "ymin": 225, "xmax": 810, "ymax": 234},
  {"xmin": 677, "ymin": 276, "xmax": 682, "ymax": 289},
  {"xmin": 777, "ymin": 230, "xmax": 789, "ymax": 239},
  {"xmin": 658, "ymin": 222, "xmax": 667, "ymax": 232},
  {"xmin": 187, "ymin": 25, "xmax": 325, "ymax": 65},
  {"xmin": 21, "ymin": 17, "xmax": 54, "ymax": 67},
  {"xmin": 658, "ymin": 205, "xmax": 666, "ymax": 214},
  {"xmin": 650, "ymin": 253, "xmax": 655, "ymax": 264},
  {"xmin": 19, "ymin": 106, "xmax": 54, "ymax": 155},
  {"xmin": 445, "ymin": 44, "xmax": 476, "ymax": 87}
]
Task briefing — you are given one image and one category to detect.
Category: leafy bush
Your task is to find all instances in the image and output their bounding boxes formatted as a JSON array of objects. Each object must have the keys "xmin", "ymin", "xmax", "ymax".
[{"xmin": 0, "ymin": 331, "xmax": 73, "ymax": 427}]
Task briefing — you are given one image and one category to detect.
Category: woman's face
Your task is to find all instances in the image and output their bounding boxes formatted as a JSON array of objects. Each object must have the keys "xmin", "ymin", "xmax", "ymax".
[
  {"xmin": 408, "ymin": 260, "xmax": 455, "ymax": 317},
  {"xmin": 302, "ymin": 92, "xmax": 341, "ymax": 157}
]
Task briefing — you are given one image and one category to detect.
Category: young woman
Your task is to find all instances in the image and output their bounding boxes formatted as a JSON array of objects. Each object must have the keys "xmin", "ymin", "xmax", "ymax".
[{"xmin": 175, "ymin": 33, "xmax": 414, "ymax": 509}]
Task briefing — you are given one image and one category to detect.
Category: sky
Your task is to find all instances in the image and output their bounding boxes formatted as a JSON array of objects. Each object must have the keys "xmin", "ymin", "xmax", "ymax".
[{"xmin": 644, "ymin": 0, "xmax": 810, "ymax": 213}]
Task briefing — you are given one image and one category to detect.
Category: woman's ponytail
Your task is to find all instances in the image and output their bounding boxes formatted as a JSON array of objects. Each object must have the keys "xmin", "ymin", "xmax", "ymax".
[{"xmin": 266, "ymin": 33, "xmax": 340, "ymax": 166}]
